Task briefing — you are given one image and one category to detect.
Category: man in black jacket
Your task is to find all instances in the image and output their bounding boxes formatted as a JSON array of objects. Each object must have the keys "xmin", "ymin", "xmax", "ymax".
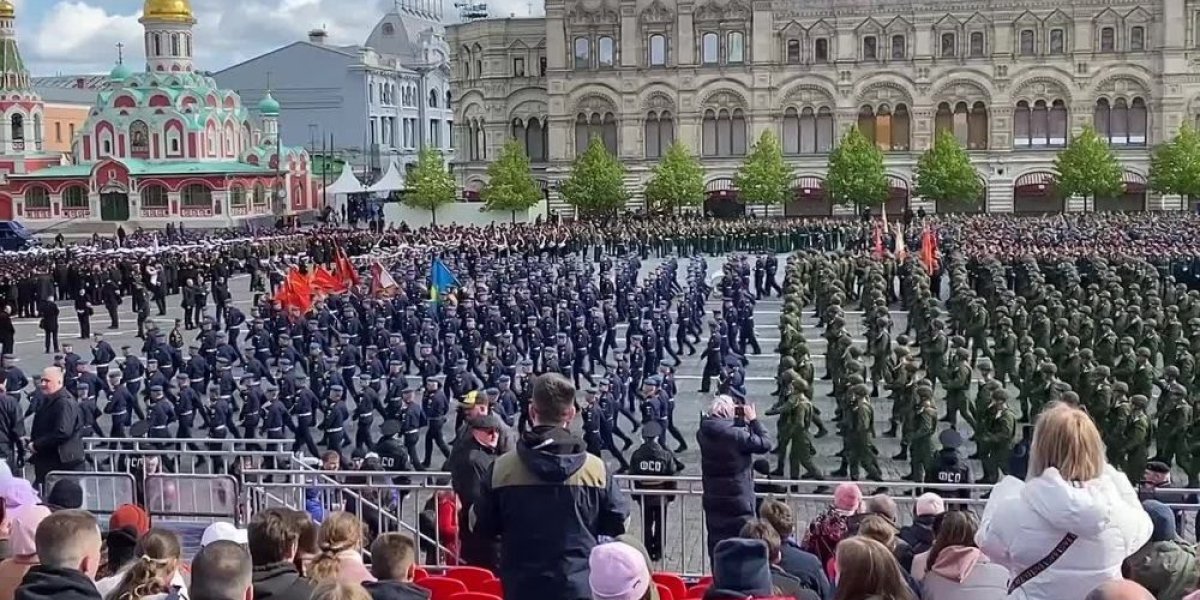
[
  {"xmin": 14, "ymin": 509, "xmax": 103, "ymax": 600},
  {"xmin": 39, "ymin": 299, "xmax": 59, "ymax": 354},
  {"xmin": 0, "ymin": 304, "xmax": 14, "ymax": 356},
  {"xmin": 448, "ymin": 413, "xmax": 503, "ymax": 570},
  {"xmin": 29, "ymin": 367, "xmax": 85, "ymax": 487},
  {"xmin": 248, "ymin": 508, "xmax": 314, "ymax": 600}
]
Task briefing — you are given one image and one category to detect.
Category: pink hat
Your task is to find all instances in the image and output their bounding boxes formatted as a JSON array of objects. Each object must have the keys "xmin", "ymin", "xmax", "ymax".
[
  {"xmin": 916, "ymin": 493, "xmax": 946, "ymax": 517},
  {"xmin": 589, "ymin": 542, "xmax": 651, "ymax": 600},
  {"xmin": 10, "ymin": 504, "xmax": 51, "ymax": 556},
  {"xmin": 833, "ymin": 484, "xmax": 863, "ymax": 512}
]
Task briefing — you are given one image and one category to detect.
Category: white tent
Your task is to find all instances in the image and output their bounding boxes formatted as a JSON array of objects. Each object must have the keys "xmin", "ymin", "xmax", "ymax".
[
  {"xmin": 366, "ymin": 160, "xmax": 406, "ymax": 194},
  {"xmin": 321, "ymin": 163, "xmax": 366, "ymax": 218}
]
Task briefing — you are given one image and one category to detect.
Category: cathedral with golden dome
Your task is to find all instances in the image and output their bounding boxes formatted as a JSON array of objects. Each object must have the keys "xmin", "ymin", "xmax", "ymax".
[{"xmin": 0, "ymin": 0, "xmax": 316, "ymax": 228}]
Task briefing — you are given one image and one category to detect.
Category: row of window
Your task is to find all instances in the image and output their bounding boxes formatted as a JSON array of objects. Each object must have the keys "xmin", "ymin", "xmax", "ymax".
[
  {"xmin": 21, "ymin": 183, "xmax": 242, "ymax": 210},
  {"xmin": 370, "ymin": 83, "xmax": 450, "ymax": 109},
  {"xmin": 146, "ymin": 32, "xmax": 192, "ymax": 59},
  {"xmin": 511, "ymin": 56, "xmax": 548, "ymax": 77},
  {"xmin": 571, "ymin": 23, "xmax": 1148, "ymax": 70}
]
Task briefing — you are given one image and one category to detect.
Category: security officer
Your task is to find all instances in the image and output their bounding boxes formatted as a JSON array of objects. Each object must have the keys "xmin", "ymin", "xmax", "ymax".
[
  {"xmin": 628, "ymin": 422, "xmax": 677, "ymax": 562},
  {"xmin": 928, "ymin": 429, "xmax": 972, "ymax": 503},
  {"xmin": 374, "ymin": 420, "xmax": 412, "ymax": 484},
  {"xmin": 422, "ymin": 375, "xmax": 450, "ymax": 469}
]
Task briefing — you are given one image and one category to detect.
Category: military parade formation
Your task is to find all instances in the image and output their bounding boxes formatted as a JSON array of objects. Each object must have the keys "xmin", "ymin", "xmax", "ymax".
[{"xmin": 2, "ymin": 212, "xmax": 1200, "ymax": 497}]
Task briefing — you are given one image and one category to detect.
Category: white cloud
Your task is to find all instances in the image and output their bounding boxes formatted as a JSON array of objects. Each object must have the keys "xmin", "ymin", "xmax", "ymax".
[{"xmin": 29, "ymin": 2, "xmax": 143, "ymax": 70}]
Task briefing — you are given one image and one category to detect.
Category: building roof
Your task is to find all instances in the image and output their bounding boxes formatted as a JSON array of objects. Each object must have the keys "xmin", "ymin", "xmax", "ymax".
[
  {"xmin": 11, "ymin": 159, "xmax": 277, "ymax": 179},
  {"xmin": 31, "ymin": 74, "xmax": 108, "ymax": 89}
]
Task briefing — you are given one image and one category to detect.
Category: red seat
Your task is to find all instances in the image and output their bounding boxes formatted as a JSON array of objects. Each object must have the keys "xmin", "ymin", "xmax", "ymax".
[
  {"xmin": 447, "ymin": 593, "xmax": 502, "ymax": 600},
  {"xmin": 697, "ymin": 575, "xmax": 713, "ymax": 587},
  {"xmin": 417, "ymin": 576, "xmax": 468, "ymax": 600},
  {"xmin": 414, "ymin": 567, "xmax": 430, "ymax": 582},
  {"xmin": 445, "ymin": 566, "xmax": 496, "ymax": 591},
  {"xmin": 656, "ymin": 582, "xmax": 675, "ymax": 600},
  {"xmin": 653, "ymin": 573, "xmax": 687, "ymax": 600},
  {"xmin": 477, "ymin": 579, "xmax": 503, "ymax": 597},
  {"xmin": 686, "ymin": 583, "xmax": 710, "ymax": 598}
]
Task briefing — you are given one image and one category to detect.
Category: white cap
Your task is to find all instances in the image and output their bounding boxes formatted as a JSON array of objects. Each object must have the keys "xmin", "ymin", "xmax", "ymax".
[{"xmin": 200, "ymin": 521, "xmax": 248, "ymax": 547}]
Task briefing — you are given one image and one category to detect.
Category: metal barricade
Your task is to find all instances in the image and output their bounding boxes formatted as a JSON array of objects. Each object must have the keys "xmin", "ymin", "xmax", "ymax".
[
  {"xmin": 82, "ymin": 437, "xmax": 296, "ymax": 475},
  {"xmin": 234, "ymin": 470, "xmax": 1200, "ymax": 577},
  {"xmin": 44, "ymin": 471, "xmax": 136, "ymax": 523}
]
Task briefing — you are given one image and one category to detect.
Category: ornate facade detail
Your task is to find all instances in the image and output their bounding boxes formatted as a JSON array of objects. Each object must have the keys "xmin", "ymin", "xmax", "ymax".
[
  {"xmin": 640, "ymin": 0, "xmax": 674, "ymax": 24},
  {"xmin": 700, "ymin": 89, "xmax": 748, "ymax": 109},
  {"xmin": 567, "ymin": 3, "xmax": 619, "ymax": 26}
]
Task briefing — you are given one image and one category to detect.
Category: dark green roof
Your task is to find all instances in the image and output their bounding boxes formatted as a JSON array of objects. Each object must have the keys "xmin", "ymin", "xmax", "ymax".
[{"xmin": 11, "ymin": 159, "xmax": 277, "ymax": 179}]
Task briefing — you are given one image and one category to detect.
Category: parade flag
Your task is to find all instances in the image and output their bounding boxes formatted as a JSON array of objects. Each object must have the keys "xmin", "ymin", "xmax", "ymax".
[
  {"xmin": 371, "ymin": 261, "xmax": 400, "ymax": 296},
  {"xmin": 894, "ymin": 222, "xmax": 907, "ymax": 261},
  {"xmin": 334, "ymin": 246, "xmax": 360, "ymax": 288},
  {"xmin": 274, "ymin": 267, "xmax": 313, "ymax": 315},
  {"xmin": 309, "ymin": 266, "xmax": 347, "ymax": 295},
  {"xmin": 873, "ymin": 223, "xmax": 884, "ymax": 258},
  {"xmin": 920, "ymin": 225, "xmax": 938, "ymax": 275},
  {"xmin": 430, "ymin": 258, "xmax": 459, "ymax": 303}
]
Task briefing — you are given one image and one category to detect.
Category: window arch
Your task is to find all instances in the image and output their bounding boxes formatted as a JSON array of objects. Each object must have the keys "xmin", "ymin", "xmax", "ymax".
[
  {"xmin": 1049, "ymin": 29, "xmax": 1065, "ymax": 54},
  {"xmin": 184, "ymin": 34, "xmax": 192, "ymax": 57},
  {"xmin": 1100, "ymin": 26, "xmax": 1115, "ymax": 52},
  {"xmin": 782, "ymin": 106, "xmax": 835, "ymax": 154},
  {"xmin": 857, "ymin": 104, "xmax": 909, "ymax": 150},
  {"xmin": 574, "ymin": 111, "xmax": 618, "ymax": 156},
  {"xmin": 891, "ymin": 35, "xmax": 905, "ymax": 59},
  {"xmin": 153, "ymin": 33, "xmax": 162, "ymax": 56},
  {"xmin": 61, "ymin": 186, "xmax": 87, "ymax": 209},
  {"xmin": 785, "ymin": 39, "xmax": 800, "ymax": 64},
  {"xmin": 969, "ymin": 31, "xmax": 985, "ymax": 56},
  {"xmin": 1014, "ymin": 98, "xmax": 1068, "ymax": 147},
  {"xmin": 1130, "ymin": 26, "xmax": 1145, "ymax": 50},
  {"xmin": 598, "ymin": 36, "xmax": 615, "ymax": 67},
  {"xmin": 252, "ymin": 183, "xmax": 267, "ymax": 206},
  {"xmin": 814, "ymin": 38, "xmax": 829, "ymax": 62},
  {"xmin": 863, "ymin": 35, "xmax": 877, "ymax": 60},
  {"xmin": 141, "ymin": 185, "xmax": 168, "ymax": 208},
  {"xmin": 1019, "ymin": 29, "xmax": 1035, "ymax": 55},
  {"xmin": 940, "ymin": 32, "xmax": 955, "ymax": 57},
  {"xmin": 130, "ymin": 120, "xmax": 150, "ymax": 158},
  {"xmin": 727, "ymin": 32, "xmax": 745, "ymax": 63},
  {"xmin": 10, "ymin": 114, "xmax": 23, "ymax": 141},
  {"xmin": 229, "ymin": 186, "xmax": 247, "ymax": 207},
  {"xmin": 24, "ymin": 187, "xmax": 49, "ymax": 209},
  {"xmin": 429, "ymin": 90, "xmax": 439, "ymax": 108},
  {"xmin": 182, "ymin": 184, "xmax": 212, "ymax": 208},
  {"xmin": 1096, "ymin": 97, "xmax": 1148, "ymax": 146},
  {"xmin": 644, "ymin": 110, "xmax": 675, "ymax": 158},
  {"xmin": 171, "ymin": 33, "xmax": 181, "ymax": 56},
  {"xmin": 701, "ymin": 32, "xmax": 719, "ymax": 64},
  {"xmin": 701, "ymin": 108, "xmax": 746, "ymax": 157},
  {"xmin": 525, "ymin": 117, "xmax": 547, "ymax": 162},
  {"xmin": 574, "ymin": 37, "xmax": 590, "ymax": 69},
  {"xmin": 934, "ymin": 101, "xmax": 989, "ymax": 150},
  {"xmin": 650, "ymin": 34, "xmax": 668, "ymax": 66}
]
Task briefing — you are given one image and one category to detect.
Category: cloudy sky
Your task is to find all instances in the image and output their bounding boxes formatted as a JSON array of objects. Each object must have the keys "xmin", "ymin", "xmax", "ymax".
[{"xmin": 14, "ymin": 0, "xmax": 541, "ymax": 76}]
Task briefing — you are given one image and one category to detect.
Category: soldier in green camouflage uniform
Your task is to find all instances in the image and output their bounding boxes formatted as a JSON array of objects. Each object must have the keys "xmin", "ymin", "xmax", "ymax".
[
  {"xmin": 1154, "ymin": 383, "xmax": 1190, "ymax": 468},
  {"xmin": 1115, "ymin": 394, "xmax": 1151, "ymax": 477},
  {"xmin": 906, "ymin": 392, "xmax": 938, "ymax": 482},
  {"xmin": 845, "ymin": 383, "xmax": 882, "ymax": 482},
  {"xmin": 767, "ymin": 378, "xmax": 824, "ymax": 481},
  {"xmin": 942, "ymin": 347, "xmax": 973, "ymax": 428},
  {"xmin": 976, "ymin": 389, "xmax": 1017, "ymax": 484}
]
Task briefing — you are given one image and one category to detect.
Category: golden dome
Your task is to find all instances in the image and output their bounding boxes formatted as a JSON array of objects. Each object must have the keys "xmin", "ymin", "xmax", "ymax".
[
  {"xmin": 0, "ymin": 0, "xmax": 15, "ymax": 19},
  {"xmin": 141, "ymin": 0, "xmax": 195, "ymax": 23}
]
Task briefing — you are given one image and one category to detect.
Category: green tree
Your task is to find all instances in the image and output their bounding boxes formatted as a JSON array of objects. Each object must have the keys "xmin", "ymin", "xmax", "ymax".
[
  {"xmin": 482, "ymin": 139, "xmax": 543, "ymax": 222},
  {"xmin": 914, "ymin": 130, "xmax": 984, "ymax": 212},
  {"xmin": 1149, "ymin": 122, "xmax": 1200, "ymax": 202},
  {"xmin": 734, "ymin": 130, "xmax": 792, "ymax": 211},
  {"xmin": 403, "ymin": 147, "xmax": 456, "ymax": 224},
  {"xmin": 825, "ymin": 126, "xmax": 888, "ymax": 209},
  {"xmin": 560, "ymin": 137, "xmax": 628, "ymax": 219},
  {"xmin": 1053, "ymin": 125, "xmax": 1123, "ymax": 211},
  {"xmin": 643, "ymin": 142, "xmax": 705, "ymax": 215}
]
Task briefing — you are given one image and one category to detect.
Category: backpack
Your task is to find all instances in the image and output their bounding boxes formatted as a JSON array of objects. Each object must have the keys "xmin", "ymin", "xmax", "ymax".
[{"xmin": 801, "ymin": 509, "xmax": 848, "ymax": 565}]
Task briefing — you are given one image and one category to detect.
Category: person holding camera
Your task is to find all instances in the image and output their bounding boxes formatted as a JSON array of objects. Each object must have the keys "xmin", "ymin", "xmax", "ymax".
[{"xmin": 697, "ymin": 394, "xmax": 773, "ymax": 561}]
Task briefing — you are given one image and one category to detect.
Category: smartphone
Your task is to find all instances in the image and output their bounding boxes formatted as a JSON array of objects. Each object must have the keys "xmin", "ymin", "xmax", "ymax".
[{"xmin": 735, "ymin": 405, "xmax": 745, "ymax": 420}]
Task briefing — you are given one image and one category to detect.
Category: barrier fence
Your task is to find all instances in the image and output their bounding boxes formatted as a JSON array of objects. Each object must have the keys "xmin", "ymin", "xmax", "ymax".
[{"xmin": 39, "ymin": 440, "xmax": 1200, "ymax": 576}]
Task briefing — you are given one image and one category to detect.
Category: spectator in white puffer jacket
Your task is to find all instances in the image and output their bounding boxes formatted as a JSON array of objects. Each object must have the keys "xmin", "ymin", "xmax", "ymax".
[{"xmin": 976, "ymin": 403, "xmax": 1152, "ymax": 600}]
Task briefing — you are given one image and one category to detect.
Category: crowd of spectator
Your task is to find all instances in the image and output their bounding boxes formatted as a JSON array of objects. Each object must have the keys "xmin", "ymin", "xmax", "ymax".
[{"xmin": 0, "ymin": 377, "xmax": 1192, "ymax": 600}]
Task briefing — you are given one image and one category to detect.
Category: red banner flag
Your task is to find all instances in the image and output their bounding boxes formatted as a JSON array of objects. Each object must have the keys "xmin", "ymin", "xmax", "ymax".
[
  {"xmin": 334, "ymin": 246, "xmax": 361, "ymax": 288},
  {"xmin": 873, "ymin": 223, "xmax": 884, "ymax": 258},
  {"xmin": 920, "ymin": 226, "xmax": 938, "ymax": 274},
  {"xmin": 275, "ymin": 267, "xmax": 313, "ymax": 315},
  {"xmin": 371, "ymin": 261, "xmax": 399, "ymax": 296},
  {"xmin": 310, "ymin": 266, "xmax": 348, "ymax": 295}
]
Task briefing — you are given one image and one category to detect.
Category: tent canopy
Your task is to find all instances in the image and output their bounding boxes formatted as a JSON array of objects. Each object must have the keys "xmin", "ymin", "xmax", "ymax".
[
  {"xmin": 366, "ymin": 160, "xmax": 405, "ymax": 194},
  {"xmin": 324, "ymin": 163, "xmax": 366, "ymax": 195}
]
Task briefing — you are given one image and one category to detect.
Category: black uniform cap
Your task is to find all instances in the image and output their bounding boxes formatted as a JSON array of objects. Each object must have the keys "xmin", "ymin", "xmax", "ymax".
[{"xmin": 380, "ymin": 420, "xmax": 402, "ymax": 437}]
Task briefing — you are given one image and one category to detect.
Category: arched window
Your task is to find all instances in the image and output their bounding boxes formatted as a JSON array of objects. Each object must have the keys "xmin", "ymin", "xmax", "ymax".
[
  {"xmin": 229, "ymin": 186, "xmax": 247, "ymax": 207},
  {"xmin": 141, "ymin": 185, "xmax": 169, "ymax": 208},
  {"xmin": 10, "ymin": 114, "xmax": 23, "ymax": 141},
  {"xmin": 968, "ymin": 102, "xmax": 989, "ymax": 150},
  {"xmin": 891, "ymin": 35, "xmax": 905, "ymax": 59},
  {"xmin": 782, "ymin": 108, "xmax": 800, "ymax": 154},
  {"xmin": 785, "ymin": 107, "xmax": 828, "ymax": 155},
  {"xmin": 799, "ymin": 108, "xmax": 816, "ymax": 153},
  {"xmin": 862, "ymin": 35, "xmax": 877, "ymax": 60},
  {"xmin": 252, "ymin": 183, "xmax": 267, "ymax": 206},
  {"xmin": 1031, "ymin": 100, "xmax": 1049, "ymax": 146},
  {"xmin": 727, "ymin": 32, "xmax": 745, "ymax": 63},
  {"xmin": 1094, "ymin": 98, "xmax": 1112, "ymax": 141},
  {"xmin": 1129, "ymin": 97, "xmax": 1148, "ymax": 144},
  {"xmin": 1100, "ymin": 27, "xmax": 1115, "ymax": 52},
  {"xmin": 32, "ymin": 114, "xmax": 40, "ymax": 146},
  {"xmin": 952, "ymin": 102, "xmax": 969, "ymax": 145},
  {"xmin": 702, "ymin": 109, "xmax": 717, "ymax": 156},
  {"xmin": 785, "ymin": 39, "xmax": 801, "ymax": 64},
  {"xmin": 1049, "ymin": 29, "xmax": 1065, "ymax": 54},
  {"xmin": 512, "ymin": 118, "xmax": 526, "ymax": 152},
  {"xmin": 644, "ymin": 111, "xmax": 675, "ymax": 158},
  {"xmin": 182, "ymin": 184, "xmax": 212, "ymax": 208},
  {"xmin": 598, "ymin": 36, "xmax": 615, "ymax": 67},
  {"xmin": 858, "ymin": 106, "xmax": 876, "ymax": 144},
  {"xmin": 184, "ymin": 34, "xmax": 192, "ymax": 57},
  {"xmin": 1049, "ymin": 100, "xmax": 1068, "ymax": 145},
  {"xmin": 165, "ymin": 127, "xmax": 181, "ymax": 156},
  {"xmin": 61, "ymin": 186, "xmax": 87, "ymax": 209},
  {"xmin": 171, "ymin": 33, "xmax": 181, "ymax": 56},
  {"xmin": 935, "ymin": 102, "xmax": 954, "ymax": 137},
  {"xmin": 24, "ymin": 187, "xmax": 49, "ymax": 209},
  {"xmin": 1130, "ymin": 26, "xmax": 1145, "ymax": 50},
  {"xmin": 814, "ymin": 38, "xmax": 828, "ymax": 62},
  {"xmin": 574, "ymin": 37, "xmax": 590, "ymax": 69},
  {"xmin": 429, "ymin": 90, "xmax": 439, "ymax": 108},
  {"xmin": 1014, "ymin": 100, "xmax": 1031, "ymax": 147},
  {"xmin": 940, "ymin": 32, "xmax": 955, "ymax": 57},
  {"xmin": 650, "ymin": 34, "xmax": 667, "ymax": 66},
  {"xmin": 891, "ymin": 104, "xmax": 910, "ymax": 150},
  {"xmin": 703, "ymin": 109, "xmax": 746, "ymax": 156},
  {"xmin": 1020, "ymin": 29, "xmax": 1035, "ymax": 55},
  {"xmin": 816, "ymin": 107, "xmax": 835, "ymax": 152},
  {"xmin": 153, "ymin": 33, "xmax": 162, "ymax": 56},
  {"xmin": 526, "ymin": 117, "xmax": 546, "ymax": 162},
  {"xmin": 602, "ymin": 113, "xmax": 617, "ymax": 154},
  {"xmin": 575, "ymin": 112, "xmax": 617, "ymax": 156},
  {"xmin": 130, "ymin": 120, "xmax": 150, "ymax": 158},
  {"xmin": 969, "ymin": 32, "xmax": 985, "ymax": 57},
  {"xmin": 702, "ymin": 32, "xmax": 719, "ymax": 64}
]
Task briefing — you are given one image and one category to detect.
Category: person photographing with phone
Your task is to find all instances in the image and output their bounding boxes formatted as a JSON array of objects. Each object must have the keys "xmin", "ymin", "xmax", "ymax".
[{"xmin": 697, "ymin": 393, "xmax": 773, "ymax": 564}]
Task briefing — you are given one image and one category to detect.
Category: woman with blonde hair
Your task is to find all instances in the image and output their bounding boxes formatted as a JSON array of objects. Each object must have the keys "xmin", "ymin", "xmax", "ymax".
[
  {"xmin": 100, "ymin": 529, "xmax": 187, "ymax": 600},
  {"xmin": 832, "ymin": 537, "xmax": 913, "ymax": 600},
  {"xmin": 306, "ymin": 512, "xmax": 375, "ymax": 586},
  {"xmin": 976, "ymin": 402, "xmax": 1151, "ymax": 600},
  {"xmin": 310, "ymin": 580, "xmax": 372, "ymax": 600}
]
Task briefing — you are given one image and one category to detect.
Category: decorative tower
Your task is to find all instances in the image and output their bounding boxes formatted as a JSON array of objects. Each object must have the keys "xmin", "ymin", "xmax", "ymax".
[
  {"xmin": 140, "ymin": 0, "xmax": 196, "ymax": 73},
  {"xmin": 0, "ymin": 0, "xmax": 42, "ymax": 154},
  {"xmin": 258, "ymin": 91, "xmax": 280, "ymax": 145}
]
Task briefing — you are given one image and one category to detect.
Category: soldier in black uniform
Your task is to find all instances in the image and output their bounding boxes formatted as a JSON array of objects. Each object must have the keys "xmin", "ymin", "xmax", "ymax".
[
  {"xmin": 0, "ymin": 378, "xmax": 24, "ymax": 471},
  {"xmin": 374, "ymin": 420, "xmax": 413, "ymax": 485},
  {"xmin": 421, "ymin": 375, "xmax": 450, "ymax": 469},
  {"xmin": 628, "ymin": 422, "xmax": 678, "ymax": 562},
  {"xmin": 927, "ymin": 429, "xmax": 973, "ymax": 505},
  {"xmin": 290, "ymin": 380, "xmax": 320, "ymax": 458},
  {"xmin": 400, "ymin": 385, "xmax": 425, "ymax": 471},
  {"xmin": 200, "ymin": 385, "xmax": 235, "ymax": 474},
  {"xmin": 74, "ymin": 293, "xmax": 93, "ymax": 340}
]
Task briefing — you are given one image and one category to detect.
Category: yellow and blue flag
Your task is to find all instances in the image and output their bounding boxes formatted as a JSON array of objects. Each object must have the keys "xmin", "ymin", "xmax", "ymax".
[{"xmin": 430, "ymin": 258, "xmax": 459, "ymax": 302}]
